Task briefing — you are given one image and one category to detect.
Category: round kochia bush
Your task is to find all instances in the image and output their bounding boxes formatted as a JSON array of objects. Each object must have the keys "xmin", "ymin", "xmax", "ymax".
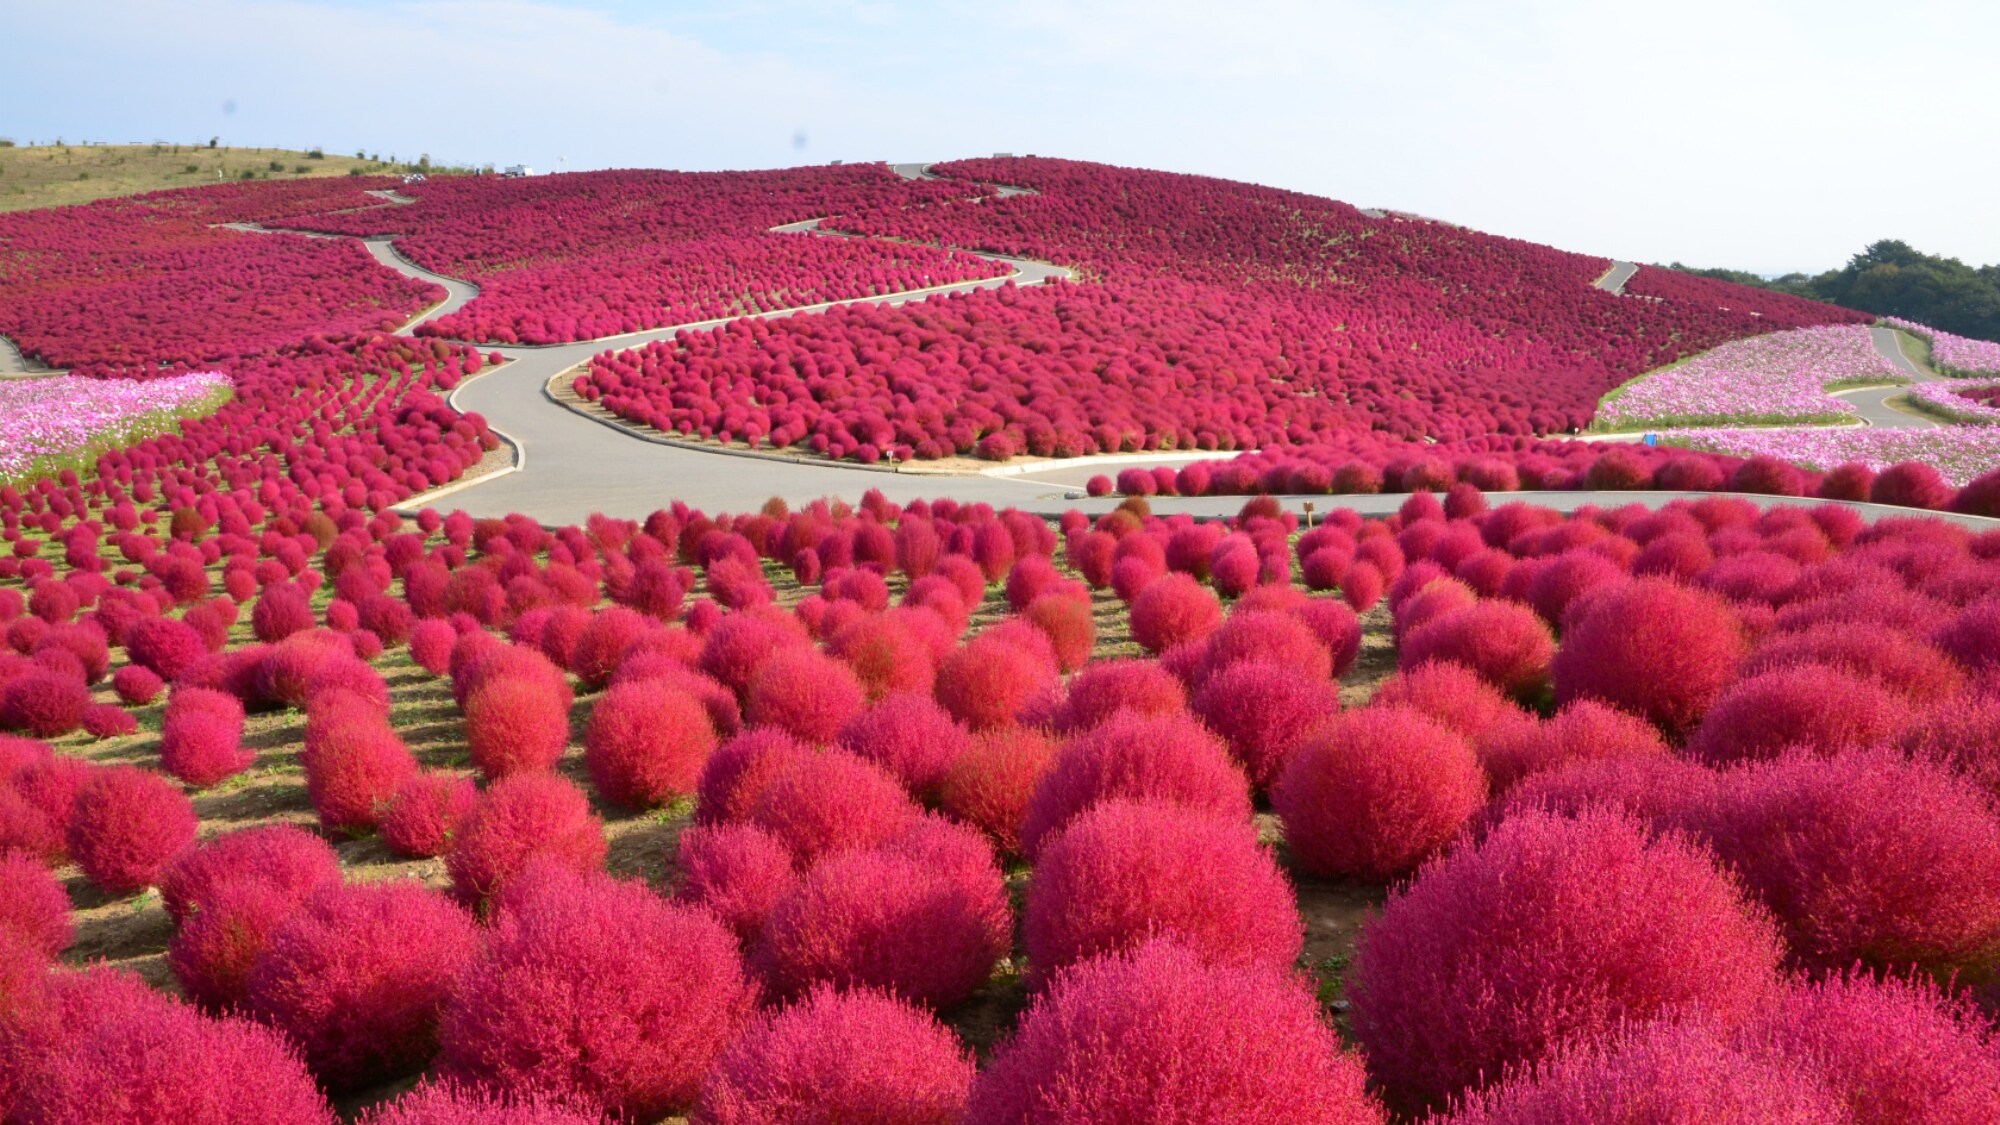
[
  {"xmin": 14, "ymin": 990, "xmax": 338, "ymax": 1125},
  {"xmin": 437, "ymin": 867, "xmax": 757, "ymax": 1121},
  {"xmin": 966, "ymin": 939, "xmax": 1383, "ymax": 1125},
  {"xmin": 1274, "ymin": 706, "xmax": 1486, "ymax": 881},
  {"xmin": 1024, "ymin": 799, "xmax": 1300, "ymax": 984},
  {"xmin": 836, "ymin": 692, "xmax": 970, "ymax": 801},
  {"xmin": 1190, "ymin": 660, "xmax": 1338, "ymax": 789},
  {"xmin": 1347, "ymin": 810, "xmax": 1783, "ymax": 1114},
  {"xmin": 1400, "ymin": 601, "xmax": 1556, "ymax": 700},
  {"xmin": 446, "ymin": 771, "xmax": 609, "ymax": 908},
  {"xmin": 746, "ymin": 645, "xmax": 866, "ymax": 744},
  {"xmin": 356, "ymin": 1080, "xmax": 603, "ymax": 1125},
  {"xmin": 64, "ymin": 764, "xmax": 197, "ymax": 895},
  {"xmin": 245, "ymin": 881, "xmax": 481, "ymax": 1091},
  {"xmin": 673, "ymin": 822, "xmax": 798, "ymax": 944},
  {"xmin": 156, "ymin": 822, "xmax": 340, "ymax": 924},
  {"xmin": 1019, "ymin": 710, "xmax": 1250, "ymax": 860},
  {"xmin": 1745, "ymin": 971, "xmax": 2000, "ymax": 1125},
  {"xmin": 1551, "ymin": 577, "xmax": 1748, "ymax": 737},
  {"xmin": 696, "ymin": 985, "xmax": 974, "ymax": 1125},
  {"xmin": 1686, "ymin": 664, "xmax": 1912, "ymax": 764},
  {"xmin": 1127, "ymin": 573, "xmax": 1222, "ymax": 654},
  {"xmin": 159, "ymin": 686, "xmax": 253, "ymax": 788},
  {"xmin": 1701, "ymin": 748, "xmax": 2000, "ymax": 976},
  {"xmin": 940, "ymin": 727, "xmax": 1056, "ymax": 858},
  {"xmin": 584, "ymin": 678, "xmax": 717, "ymax": 809},
  {"xmin": 463, "ymin": 674, "xmax": 572, "ymax": 779},
  {"xmin": 0, "ymin": 852, "xmax": 71, "ymax": 957},
  {"xmin": 1437, "ymin": 1018, "xmax": 1846, "ymax": 1125},
  {"xmin": 743, "ymin": 747, "xmax": 921, "ymax": 866},
  {"xmin": 758, "ymin": 817, "xmax": 1011, "ymax": 1009}
]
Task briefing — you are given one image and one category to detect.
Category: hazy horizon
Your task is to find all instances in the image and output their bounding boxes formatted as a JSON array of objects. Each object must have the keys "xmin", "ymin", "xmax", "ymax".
[{"xmin": 6, "ymin": 0, "xmax": 1995, "ymax": 277}]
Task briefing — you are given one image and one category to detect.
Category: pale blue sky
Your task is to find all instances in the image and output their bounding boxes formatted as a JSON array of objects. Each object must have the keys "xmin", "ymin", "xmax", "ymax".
[{"xmin": 6, "ymin": 0, "xmax": 1996, "ymax": 274}]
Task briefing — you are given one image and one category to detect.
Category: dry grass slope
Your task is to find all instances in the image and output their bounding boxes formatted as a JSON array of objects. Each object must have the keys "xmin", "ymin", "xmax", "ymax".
[{"xmin": 0, "ymin": 142, "xmax": 436, "ymax": 212}]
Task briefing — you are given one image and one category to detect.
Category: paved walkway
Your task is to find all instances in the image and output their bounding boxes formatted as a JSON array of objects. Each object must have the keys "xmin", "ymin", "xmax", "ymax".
[
  {"xmin": 1595, "ymin": 261, "xmax": 1639, "ymax": 295},
  {"xmin": 0, "ymin": 335, "xmax": 32, "ymax": 375},
  {"xmin": 228, "ymin": 175, "xmax": 1992, "ymax": 529}
]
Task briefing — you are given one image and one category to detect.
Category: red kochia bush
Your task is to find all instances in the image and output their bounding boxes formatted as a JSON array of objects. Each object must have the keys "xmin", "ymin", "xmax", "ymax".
[
  {"xmin": 121, "ymin": 616, "xmax": 210, "ymax": 682},
  {"xmin": 1687, "ymin": 664, "xmax": 1911, "ymax": 764},
  {"xmin": 837, "ymin": 692, "xmax": 969, "ymax": 801},
  {"xmin": 673, "ymin": 822, "xmax": 798, "ymax": 944},
  {"xmin": 65, "ymin": 764, "xmax": 197, "ymax": 895},
  {"xmin": 745, "ymin": 748, "xmax": 922, "ymax": 866},
  {"xmin": 933, "ymin": 633, "xmax": 1056, "ymax": 731},
  {"xmin": 464, "ymin": 674, "xmax": 572, "ymax": 779},
  {"xmin": 1127, "ymin": 573, "xmax": 1222, "ymax": 654},
  {"xmin": 357, "ymin": 1081, "xmax": 603, "ymax": 1125},
  {"xmin": 159, "ymin": 686, "xmax": 253, "ymax": 787},
  {"xmin": 1371, "ymin": 661, "xmax": 1528, "ymax": 741},
  {"xmin": 246, "ymin": 881, "xmax": 481, "ymax": 1091},
  {"xmin": 759, "ymin": 818, "xmax": 1011, "ymax": 1009},
  {"xmin": 1745, "ymin": 971, "xmax": 2000, "ymax": 1125},
  {"xmin": 745, "ymin": 646, "xmax": 866, "ymax": 744},
  {"xmin": 157, "ymin": 823, "xmax": 340, "ymax": 923},
  {"xmin": 1025, "ymin": 800, "xmax": 1300, "ymax": 983},
  {"xmin": 1347, "ymin": 810, "xmax": 1782, "ymax": 1114},
  {"xmin": 303, "ymin": 710, "xmax": 418, "ymax": 832},
  {"xmin": 168, "ymin": 877, "xmax": 299, "ymax": 1011},
  {"xmin": 0, "ymin": 671, "xmax": 89, "ymax": 738},
  {"xmin": 1274, "ymin": 706, "xmax": 1486, "ymax": 881},
  {"xmin": 251, "ymin": 582, "xmax": 315, "ymax": 643},
  {"xmin": 1551, "ymin": 577, "xmax": 1747, "ymax": 737},
  {"xmin": 14, "ymin": 992, "xmax": 337, "ymax": 1125},
  {"xmin": 1056, "ymin": 658, "xmax": 1187, "ymax": 733},
  {"xmin": 1480, "ymin": 753, "xmax": 1720, "ymax": 839},
  {"xmin": 379, "ymin": 770, "xmax": 480, "ymax": 859},
  {"xmin": 939, "ymin": 727, "xmax": 1056, "ymax": 858},
  {"xmin": 1475, "ymin": 699, "xmax": 1667, "ymax": 793},
  {"xmin": 697, "ymin": 987, "xmax": 974, "ymax": 1125},
  {"xmin": 1020, "ymin": 710, "xmax": 1250, "ymax": 860},
  {"xmin": 438, "ymin": 869, "xmax": 757, "ymax": 1121},
  {"xmin": 0, "ymin": 852, "xmax": 71, "ymax": 957},
  {"xmin": 1191, "ymin": 660, "xmax": 1338, "ymax": 789},
  {"xmin": 110, "ymin": 663, "xmax": 165, "ymax": 706},
  {"xmin": 1438, "ymin": 1018, "xmax": 1846, "ymax": 1125},
  {"xmin": 1401, "ymin": 601, "xmax": 1555, "ymax": 700},
  {"xmin": 447, "ymin": 772, "xmax": 609, "ymax": 908},
  {"xmin": 694, "ymin": 728, "xmax": 814, "ymax": 826},
  {"xmin": 966, "ymin": 939, "xmax": 1382, "ymax": 1125},
  {"xmin": 1702, "ymin": 748, "xmax": 2000, "ymax": 975},
  {"xmin": 584, "ymin": 679, "xmax": 717, "ymax": 809},
  {"xmin": 408, "ymin": 619, "xmax": 456, "ymax": 675}
]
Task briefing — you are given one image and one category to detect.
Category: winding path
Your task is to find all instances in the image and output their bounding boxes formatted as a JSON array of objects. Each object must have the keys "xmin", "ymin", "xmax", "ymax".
[
  {"xmin": 1595, "ymin": 261, "xmax": 1639, "ymax": 295},
  {"xmin": 1827, "ymin": 326, "xmax": 1939, "ymax": 430},
  {"xmin": 221, "ymin": 174, "xmax": 1994, "ymax": 529}
]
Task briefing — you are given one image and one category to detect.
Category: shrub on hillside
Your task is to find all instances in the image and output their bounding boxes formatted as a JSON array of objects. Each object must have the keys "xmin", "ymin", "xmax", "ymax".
[
  {"xmin": 167, "ymin": 877, "xmax": 298, "ymax": 1010},
  {"xmin": 1475, "ymin": 699, "xmax": 1667, "ymax": 793},
  {"xmin": 1551, "ymin": 577, "xmax": 1747, "ymax": 737},
  {"xmin": 1020, "ymin": 710, "xmax": 1249, "ymax": 860},
  {"xmin": 966, "ymin": 939, "xmax": 1382, "ymax": 1125},
  {"xmin": 157, "ymin": 823, "xmax": 339, "ymax": 923},
  {"xmin": 1686, "ymin": 664, "xmax": 1912, "ymax": 764},
  {"xmin": 1347, "ymin": 810, "xmax": 1782, "ymax": 1114},
  {"xmin": 836, "ymin": 692, "xmax": 969, "ymax": 801},
  {"xmin": 933, "ymin": 634, "xmax": 1056, "ymax": 730},
  {"xmin": 1024, "ymin": 799, "xmax": 1299, "ymax": 983},
  {"xmin": 938, "ymin": 726, "xmax": 1056, "ymax": 858},
  {"xmin": 1702, "ymin": 748, "xmax": 2000, "ymax": 975},
  {"xmin": 1370, "ymin": 661, "xmax": 1529, "ymax": 741},
  {"xmin": 245, "ymin": 881, "xmax": 480, "ymax": 1091},
  {"xmin": 696, "ymin": 984, "xmax": 974, "ymax": 1125},
  {"xmin": 743, "ymin": 747, "xmax": 921, "ymax": 866},
  {"xmin": 302, "ymin": 710, "xmax": 418, "ymax": 833},
  {"xmin": 1274, "ymin": 706, "xmax": 1486, "ymax": 880},
  {"xmin": 1190, "ymin": 659, "xmax": 1338, "ymax": 789},
  {"xmin": 446, "ymin": 772, "xmax": 609, "ymax": 909},
  {"xmin": 159, "ymin": 686, "xmax": 253, "ymax": 787},
  {"xmin": 356, "ymin": 1080, "xmax": 603, "ymax": 1125},
  {"xmin": 693, "ymin": 728, "xmax": 814, "ymax": 826},
  {"xmin": 1127, "ymin": 573, "xmax": 1222, "ymax": 654},
  {"xmin": 584, "ymin": 678, "xmax": 717, "ymax": 809},
  {"xmin": 437, "ymin": 867, "xmax": 757, "ymax": 1121},
  {"xmin": 64, "ymin": 764, "xmax": 197, "ymax": 895},
  {"xmin": 379, "ymin": 770, "xmax": 479, "ymax": 858},
  {"xmin": 464, "ymin": 674, "xmax": 572, "ymax": 779},
  {"xmin": 0, "ymin": 672, "xmax": 89, "ymax": 739},
  {"xmin": 672, "ymin": 822, "xmax": 798, "ymax": 944},
  {"xmin": 1401, "ymin": 601, "xmax": 1555, "ymax": 700},
  {"xmin": 0, "ymin": 852, "xmax": 71, "ymax": 958},
  {"xmin": 758, "ymin": 818, "xmax": 1011, "ymax": 1009}
]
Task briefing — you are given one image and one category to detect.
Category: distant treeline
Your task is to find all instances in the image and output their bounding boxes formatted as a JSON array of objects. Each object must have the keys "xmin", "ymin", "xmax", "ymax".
[{"xmin": 1666, "ymin": 240, "xmax": 2000, "ymax": 343}]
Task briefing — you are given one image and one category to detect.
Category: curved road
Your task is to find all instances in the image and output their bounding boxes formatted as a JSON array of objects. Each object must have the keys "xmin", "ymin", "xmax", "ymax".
[
  {"xmin": 232, "ymin": 181, "xmax": 1992, "ymax": 530},
  {"xmin": 1595, "ymin": 261, "xmax": 1639, "ymax": 295},
  {"xmin": 0, "ymin": 335, "xmax": 35, "ymax": 376},
  {"xmin": 1830, "ymin": 325, "xmax": 1939, "ymax": 430}
]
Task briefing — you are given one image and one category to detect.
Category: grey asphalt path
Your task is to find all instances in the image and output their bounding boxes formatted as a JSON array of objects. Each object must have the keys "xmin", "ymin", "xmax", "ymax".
[
  {"xmin": 1872, "ymin": 324, "xmax": 1933, "ymax": 382},
  {"xmin": 1595, "ymin": 261, "xmax": 1639, "ymax": 295},
  {"xmin": 0, "ymin": 335, "xmax": 32, "ymax": 375},
  {"xmin": 362, "ymin": 240, "xmax": 480, "ymax": 329}
]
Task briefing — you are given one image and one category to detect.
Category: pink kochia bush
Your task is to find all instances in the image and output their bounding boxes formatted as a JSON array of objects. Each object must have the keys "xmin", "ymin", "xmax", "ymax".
[
  {"xmin": 1701, "ymin": 748, "xmax": 2000, "ymax": 976},
  {"xmin": 743, "ymin": 748, "xmax": 921, "ymax": 866},
  {"xmin": 1399, "ymin": 601, "xmax": 1555, "ymax": 700},
  {"xmin": 1274, "ymin": 706, "xmax": 1486, "ymax": 881},
  {"xmin": 584, "ymin": 678, "xmax": 717, "ymax": 809},
  {"xmin": 696, "ymin": 985, "xmax": 975, "ymax": 1125},
  {"xmin": 244, "ymin": 881, "xmax": 481, "ymax": 1091},
  {"xmin": 356, "ymin": 1080, "xmax": 603, "ymax": 1125},
  {"xmin": 437, "ymin": 866, "xmax": 758, "ymax": 1121},
  {"xmin": 1190, "ymin": 660, "xmax": 1338, "ymax": 789},
  {"xmin": 1347, "ymin": 810, "xmax": 1782, "ymax": 1114},
  {"xmin": 759, "ymin": 817, "xmax": 1011, "ymax": 1009},
  {"xmin": 966, "ymin": 939, "xmax": 1383, "ymax": 1125},
  {"xmin": 939, "ymin": 727, "xmax": 1056, "ymax": 858},
  {"xmin": 446, "ymin": 772, "xmax": 609, "ymax": 909},
  {"xmin": 746, "ymin": 646, "xmax": 866, "ymax": 744},
  {"xmin": 1551, "ymin": 577, "xmax": 1748, "ymax": 737},
  {"xmin": 1024, "ymin": 800, "xmax": 1301, "ymax": 984},
  {"xmin": 0, "ymin": 852, "xmax": 72, "ymax": 957},
  {"xmin": 1019, "ymin": 710, "xmax": 1250, "ymax": 860},
  {"xmin": 463, "ymin": 674, "xmax": 572, "ymax": 779},
  {"xmin": 64, "ymin": 764, "xmax": 197, "ymax": 895},
  {"xmin": 1437, "ymin": 1018, "xmax": 1847, "ymax": 1125},
  {"xmin": 1745, "ymin": 971, "xmax": 2000, "ymax": 1125},
  {"xmin": 159, "ymin": 686, "xmax": 253, "ymax": 787},
  {"xmin": 13, "ymin": 983, "xmax": 338, "ymax": 1125},
  {"xmin": 673, "ymin": 822, "xmax": 799, "ymax": 944},
  {"xmin": 1687, "ymin": 664, "xmax": 1911, "ymax": 764},
  {"xmin": 379, "ymin": 770, "xmax": 479, "ymax": 859},
  {"xmin": 156, "ymin": 823, "xmax": 340, "ymax": 924}
]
